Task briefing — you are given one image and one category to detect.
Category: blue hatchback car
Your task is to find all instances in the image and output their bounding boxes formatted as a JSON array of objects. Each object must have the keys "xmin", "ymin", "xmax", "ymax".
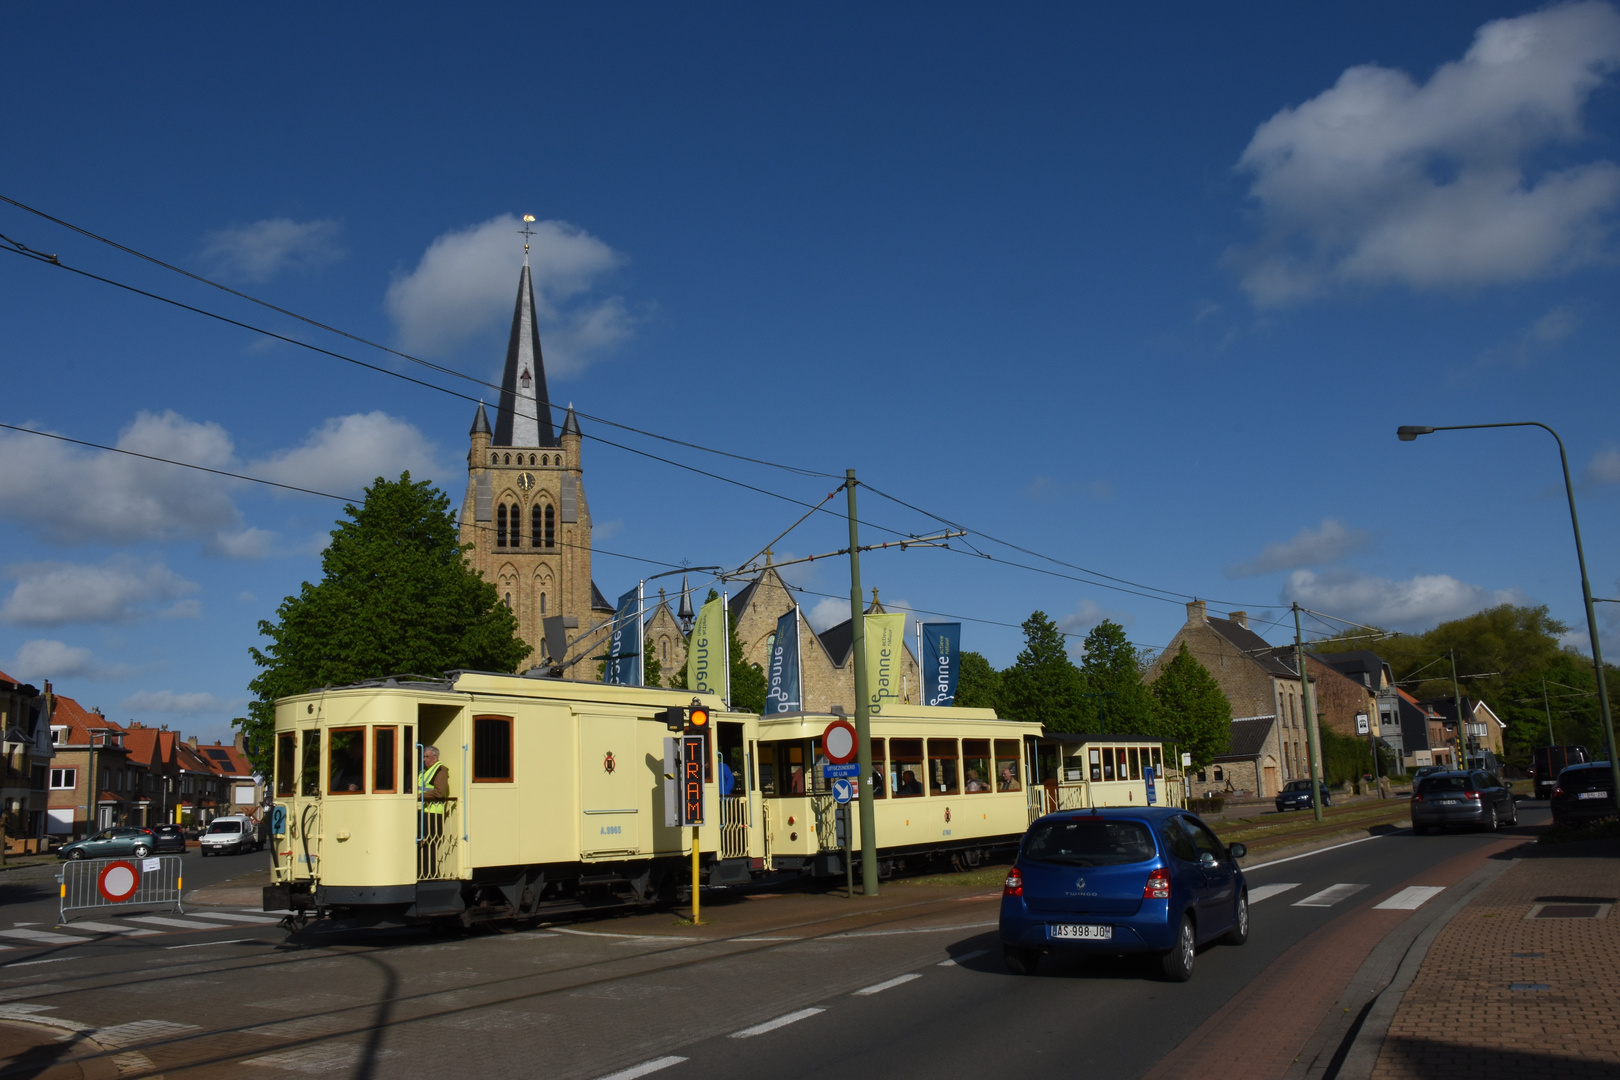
[{"xmin": 999, "ymin": 807, "xmax": 1248, "ymax": 981}]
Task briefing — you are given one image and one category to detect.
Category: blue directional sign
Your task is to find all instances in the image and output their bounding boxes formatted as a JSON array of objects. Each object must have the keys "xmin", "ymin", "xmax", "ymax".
[
  {"xmin": 832, "ymin": 778, "xmax": 854, "ymax": 805},
  {"xmin": 822, "ymin": 762, "xmax": 860, "ymax": 779},
  {"xmin": 1144, "ymin": 767, "xmax": 1157, "ymax": 806}
]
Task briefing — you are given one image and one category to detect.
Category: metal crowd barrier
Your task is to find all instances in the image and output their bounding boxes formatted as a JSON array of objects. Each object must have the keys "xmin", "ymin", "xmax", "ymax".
[{"xmin": 59, "ymin": 855, "xmax": 184, "ymax": 923}]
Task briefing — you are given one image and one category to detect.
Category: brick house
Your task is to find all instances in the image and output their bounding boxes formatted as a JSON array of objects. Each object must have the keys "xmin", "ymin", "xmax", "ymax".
[
  {"xmin": 192, "ymin": 734, "xmax": 260, "ymax": 815},
  {"xmin": 1203, "ymin": 715, "xmax": 1282, "ymax": 799},
  {"xmin": 1, "ymin": 669, "xmax": 52, "ymax": 843},
  {"xmin": 44, "ymin": 696, "xmax": 141, "ymax": 836},
  {"xmin": 1425, "ymin": 696, "xmax": 1505, "ymax": 765}
]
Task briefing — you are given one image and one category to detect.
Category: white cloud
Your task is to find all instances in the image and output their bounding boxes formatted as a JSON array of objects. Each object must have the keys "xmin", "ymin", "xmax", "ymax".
[
  {"xmin": 1226, "ymin": 518, "xmax": 1373, "ymax": 578},
  {"xmin": 806, "ymin": 596, "xmax": 850, "ymax": 633},
  {"xmin": 1585, "ymin": 445, "xmax": 1620, "ymax": 484},
  {"xmin": 1231, "ymin": 2, "xmax": 1620, "ymax": 306},
  {"xmin": 1282, "ymin": 568, "xmax": 1527, "ymax": 630},
  {"xmin": 0, "ymin": 412, "xmax": 241, "ymax": 544},
  {"xmin": 120, "ymin": 689, "xmax": 236, "ymax": 714},
  {"xmin": 200, "ymin": 218, "xmax": 343, "ymax": 282},
  {"xmin": 0, "ymin": 556, "xmax": 200, "ymax": 627},
  {"xmin": 1478, "ymin": 304, "xmax": 1582, "ymax": 367},
  {"xmin": 208, "ymin": 527, "xmax": 275, "ymax": 559},
  {"xmin": 249, "ymin": 412, "xmax": 445, "ymax": 496},
  {"xmin": 386, "ymin": 214, "xmax": 631, "ymax": 373},
  {"xmin": 9, "ymin": 639, "xmax": 132, "ymax": 681},
  {"xmin": 1057, "ymin": 599, "xmax": 1134, "ymax": 655}
]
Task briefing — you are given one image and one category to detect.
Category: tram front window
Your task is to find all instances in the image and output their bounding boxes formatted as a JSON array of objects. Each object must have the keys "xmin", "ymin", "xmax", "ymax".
[
  {"xmin": 891, "ymin": 739, "xmax": 923, "ymax": 797},
  {"xmin": 328, "ymin": 727, "xmax": 366, "ymax": 794},
  {"xmin": 276, "ymin": 733, "xmax": 296, "ymax": 797},
  {"xmin": 870, "ymin": 738, "xmax": 886, "ymax": 799},
  {"xmin": 300, "ymin": 731, "xmax": 321, "ymax": 797}
]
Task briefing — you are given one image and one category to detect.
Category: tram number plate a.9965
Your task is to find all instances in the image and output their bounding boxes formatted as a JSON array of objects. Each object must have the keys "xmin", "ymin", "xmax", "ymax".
[{"xmin": 1050, "ymin": 924, "xmax": 1112, "ymax": 941}]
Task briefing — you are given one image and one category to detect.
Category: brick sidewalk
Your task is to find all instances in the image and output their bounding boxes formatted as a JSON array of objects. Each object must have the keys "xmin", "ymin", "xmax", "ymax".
[{"xmin": 1372, "ymin": 841, "xmax": 1620, "ymax": 1080}]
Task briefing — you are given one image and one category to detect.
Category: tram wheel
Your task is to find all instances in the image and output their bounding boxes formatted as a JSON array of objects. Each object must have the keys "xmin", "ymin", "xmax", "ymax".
[{"xmin": 950, "ymin": 852, "xmax": 969, "ymax": 873}]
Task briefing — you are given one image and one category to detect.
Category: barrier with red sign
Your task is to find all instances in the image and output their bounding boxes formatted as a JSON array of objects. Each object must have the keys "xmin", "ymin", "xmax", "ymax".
[{"xmin": 59, "ymin": 855, "xmax": 184, "ymax": 923}]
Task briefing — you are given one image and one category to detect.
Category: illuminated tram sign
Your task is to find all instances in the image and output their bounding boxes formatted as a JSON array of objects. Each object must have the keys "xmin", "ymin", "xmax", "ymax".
[{"xmin": 680, "ymin": 733, "xmax": 706, "ymax": 826}]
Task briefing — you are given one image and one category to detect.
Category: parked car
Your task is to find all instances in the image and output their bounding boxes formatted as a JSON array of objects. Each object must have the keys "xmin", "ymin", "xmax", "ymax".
[
  {"xmin": 57, "ymin": 827, "xmax": 157, "ymax": 861},
  {"xmin": 1275, "ymin": 779, "xmax": 1332, "ymax": 812},
  {"xmin": 999, "ymin": 807, "xmax": 1248, "ymax": 982},
  {"xmin": 1410, "ymin": 770, "xmax": 1516, "ymax": 833},
  {"xmin": 1549, "ymin": 762, "xmax": 1615, "ymax": 827},
  {"xmin": 1411, "ymin": 765, "xmax": 1446, "ymax": 783},
  {"xmin": 199, "ymin": 815, "xmax": 260, "ymax": 856},
  {"xmin": 1532, "ymin": 746, "xmax": 1589, "ymax": 800},
  {"xmin": 150, "ymin": 823, "xmax": 187, "ymax": 854}
]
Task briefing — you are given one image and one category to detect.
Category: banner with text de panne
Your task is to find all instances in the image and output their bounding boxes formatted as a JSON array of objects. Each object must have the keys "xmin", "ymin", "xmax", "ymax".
[
  {"xmin": 687, "ymin": 596, "xmax": 727, "ymax": 696},
  {"xmin": 605, "ymin": 587, "xmax": 642, "ymax": 686},
  {"xmin": 864, "ymin": 612, "xmax": 906, "ymax": 716},
  {"xmin": 921, "ymin": 622, "xmax": 961, "ymax": 706},
  {"xmin": 764, "ymin": 609, "xmax": 801, "ymax": 713}
]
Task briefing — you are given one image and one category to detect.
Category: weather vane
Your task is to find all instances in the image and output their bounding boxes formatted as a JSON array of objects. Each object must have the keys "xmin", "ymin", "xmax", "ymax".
[{"xmin": 519, "ymin": 213, "xmax": 537, "ymax": 259}]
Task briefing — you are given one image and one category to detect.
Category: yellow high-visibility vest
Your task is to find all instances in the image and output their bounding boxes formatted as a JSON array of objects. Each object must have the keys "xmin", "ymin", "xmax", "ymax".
[{"xmin": 419, "ymin": 761, "xmax": 447, "ymax": 815}]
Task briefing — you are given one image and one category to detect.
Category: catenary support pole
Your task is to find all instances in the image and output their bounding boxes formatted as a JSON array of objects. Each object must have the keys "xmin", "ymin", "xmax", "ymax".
[
  {"xmin": 1542, "ymin": 677, "xmax": 1555, "ymax": 748},
  {"xmin": 1450, "ymin": 649, "xmax": 1467, "ymax": 769},
  {"xmin": 847, "ymin": 470, "xmax": 879, "ymax": 898},
  {"xmin": 1294, "ymin": 604, "xmax": 1325, "ymax": 823}
]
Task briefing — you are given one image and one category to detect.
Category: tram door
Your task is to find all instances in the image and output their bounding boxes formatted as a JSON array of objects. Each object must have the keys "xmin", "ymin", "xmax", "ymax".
[
  {"xmin": 716, "ymin": 722, "xmax": 748, "ymax": 859},
  {"xmin": 579, "ymin": 714, "xmax": 641, "ymax": 856}
]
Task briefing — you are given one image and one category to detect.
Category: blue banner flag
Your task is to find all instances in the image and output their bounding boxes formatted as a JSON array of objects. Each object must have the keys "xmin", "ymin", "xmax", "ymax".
[
  {"xmin": 605, "ymin": 585, "xmax": 643, "ymax": 686},
  {"xmin": 922, "ymin": 622, "xmax": 961, "ymax": 706},
  {"xmin": 764, "ymin": 608, "xmax": 802, "ymax": 713}
]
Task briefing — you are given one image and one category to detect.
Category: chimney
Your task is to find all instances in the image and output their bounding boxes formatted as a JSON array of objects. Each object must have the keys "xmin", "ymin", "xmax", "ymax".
[
  {"xmin": 233, "ymin": 731, "xmax": 245, "ymax": 752},
  {"xmin": 189, "ymin": 735, "xmax": 198, "ymax": 748},
  {"xmin": 1228, "ymin": 611, "xmax": 1248, "ymax": 629},
  {"xmin": 1186, "ymin": 600, "xmax": 1207, "ymax": 625}
]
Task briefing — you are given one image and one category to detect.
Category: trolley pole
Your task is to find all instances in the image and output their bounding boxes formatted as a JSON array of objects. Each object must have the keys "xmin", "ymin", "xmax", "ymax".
[
  {"xmin": 847, "ymin": 470, "xmax": 880, "ymax": 898},
  {"xmin": 1293, "ymin": 604, "xmax": 1325, "ymax": 823}
]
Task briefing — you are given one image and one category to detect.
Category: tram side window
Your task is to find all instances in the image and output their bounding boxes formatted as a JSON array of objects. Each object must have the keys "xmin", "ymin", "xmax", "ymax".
[
  {"xmin": 276, "ymin": 733, "xmax": 296, "ymax": 797},
  {"xmin": 758, "ymin": 743, "xmax": 777, "ymax": 795},
  {"xmin": 783, "ymin": 741, "xmax": 805, "ymax": 794},
  {"xmin": 928, "ymin": 739, "xmax": 960, "ymax": 795},
  {"xmin": 403, "ymin": 725, "xmax": 414, "ymax": 794},
  {"xmin": 1089, "ymin": 747, "xmax": 1102, "ymax": 782},
  {"xmin": 809, "ymin": 737, "xmax": 829, "ymax": 794},
  {"xmin": 374, "ymin": 726, "xmax": 397, "ymax": 793},
  {"xmin": 963, "ymin": 739, "xmax": 991, "ymax": 792},
  {"xmin": 871, "ymin": 738, "xmax": 886, "ymax": 799},
  {"xmin": 1127, "ymin": 747, "xmax": 1140, "ymax": 781},
  {"xmin": 1102, "ymin": 747, "xmax": 1116, "ymax": 782},
  {"xmin": 300, "ymin": 731, "xmax": 321, "ymax": 797},
  {"xmin": 474, "ymin": 716, "xmax": 513, "ymax": 782},
  {"xmin": 1151, "ymin": 747, "xmax": 1163, "ymax": 773},
  {"xmin": 891, "ymin": 739, "xmax": 924, "ymax": 797},
  {"xmin": 994, "ymin": 739, "xmax": 1022, "ymax": 791},
  {"xmin": 328, "ymin": 727, "xmax": 366, "ymax": 794}
]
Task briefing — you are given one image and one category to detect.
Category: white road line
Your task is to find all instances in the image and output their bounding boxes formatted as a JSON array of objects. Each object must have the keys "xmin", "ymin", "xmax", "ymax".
[
  {"xmin": 1245, "ymin": 830, "xmax": 1400, "ymax": 871},
  {"xmin": 94, "ymin": 1020, "xmax": 200, "ymax": 1047},
  {"xmin": 180, "ymin": 911, "xmax": 282, "ymax": 925},
  {"xmin": 938, "ymin": 949, "xmax": 989, "ymax": 967},
  {"xmin": 1374, "ymin": 886, "xmax": 1446, "ymax": 910},
  {"xmin": 6, "ymin": 958, "xmax": 81, "ymax": 967},
  {"xmin": 1293, "ymin": 883, "xmax": 1369, "ymax": 908},
  {"xmin": 596, "ymin": 1056, "xmax": 689, "ymax": 1080},
  {"xmin": 1247, "ymin": 883, "xmax": 1301, "ymax": 904},
  {"xmin": 853, "ymin": 973, "xmax": 923, "ymax": 996},
  {"xmin": 733, "ymin": 937, "xmax": 800, "ymax": 942},
  {"xmin": 166, "ymin": 938, "xmax": 253, "ymax": 949},
  {"xmin": 0, "ymin": 927, "xmax": 91, "ymax": 945},
  {"xmin": 123, "ymin": 916, "xmax": 232, "ymax": 930},
  {"xmin": 57, "ymin": 921, "xmax": 159, "ymax": 936},
  {"xmin": 835, "ymin": 920, "xmax": 997, "ymax": 938},
  {"xmin": 552, "ymin": 927, "xmax": 694, "ymax": 942},
  {"xmin": 729, "ymin": 1008, "xmax": 826, "ymax": 1039}
]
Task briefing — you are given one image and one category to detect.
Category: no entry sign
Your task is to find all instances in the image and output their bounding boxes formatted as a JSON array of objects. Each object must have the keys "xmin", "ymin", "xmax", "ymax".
[
  {"xmin": 97, "ymin": 860, "xmax": 140, "ymax": 903},
  {"xmin": 822, "ymin": 719, "xmax": 857, "ymax": 764}
]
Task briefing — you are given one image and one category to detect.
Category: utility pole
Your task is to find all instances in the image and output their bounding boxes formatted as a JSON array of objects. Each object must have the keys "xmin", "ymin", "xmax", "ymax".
[
  {"xmin": 1293, "ymin": 604, "xmax": 1325, "ymax": 822},
  {"xmin": 846, "ymin": 470, "xmax": 879, "ymax": 898},
  {"xmin": 1542, "ymin": 676, "xmax": 1555, "ymax": 748},
  {"xmin": 1449, "ymin": 649, "xmax": 1467, "ymax": 769}
]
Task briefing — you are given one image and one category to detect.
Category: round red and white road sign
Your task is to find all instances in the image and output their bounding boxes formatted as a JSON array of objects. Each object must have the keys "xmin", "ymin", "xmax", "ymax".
[
  {"xmin": 97, "ymin": 860, "xmax": 140, "ymax": 903},
  {"xmin": 822, "ymin": 719, "xmax": 858, "ymax": 764}
]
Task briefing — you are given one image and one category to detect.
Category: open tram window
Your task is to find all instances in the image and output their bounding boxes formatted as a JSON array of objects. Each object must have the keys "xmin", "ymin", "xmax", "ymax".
[
  {"xmin": 276, "ymin": 733, "xmax": 296, "ymax": 797},
  {"xmin": 928, "ymin": 739, "xmax": 959, "ymax": 795},
  {"xmin": 758, "ymin": 743, "xmax": 777, "ymax": 795},
  {"xmin": 374, "ymin": 726, "xmax": 397, "ymax": 793},
  {"xmin": 1127, "ymin": 747, "xmax": 1140, "ymax": 781},
  {"xmin": 963, "ymin": 739, "xmax": 991, "ymax": 792},
  {"xmin": 474, "ymin": 715, "xmax": 513, "ymax": 782},
  {"xmin": 328, "ymin": 727, "xmax": 366, "ymax": 794},
  {"xmin": 403, "ymin": 725, "xmax": 414, "ymax": 794},
  {"xmin": 809, "ymin": 737, "xmax": 829, "ymax": 794},
  {"xmin": 890, "ymin": 738, "xmax": 923, "ymax": 797},
  {"xmin": 300, "ymin": 731, "xmax": 321, "ymax": 797},
  {"xmin": 870, "ymin": 738, "xmax": 886, "ymax": 799},
  {"xmin": 1151, "ymin": 747, "xmax": 1163, "ymax": 772},
  {"xmin": 994, "ymin": 739, "xmax": 1022, "ymax": 791}
]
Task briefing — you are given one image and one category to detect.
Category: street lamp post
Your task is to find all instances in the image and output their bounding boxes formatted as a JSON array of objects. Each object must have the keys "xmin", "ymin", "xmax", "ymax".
[{"xmin": 1397, "ymin": 422, "xmax": 1619, "ymax": 804}]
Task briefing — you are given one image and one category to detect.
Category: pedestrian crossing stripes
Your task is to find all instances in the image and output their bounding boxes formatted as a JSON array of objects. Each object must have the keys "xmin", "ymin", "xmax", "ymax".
[
  {"xmin": 52, "ymin": 921, "xmax": 159, "ymax": 936},
  {"xmin": 1292, "ymin": 884, "xmax": 1369, "ymax": 908},
  {"xmin": 1374, "ymin": 886, "xmax": 1446, "ymax": 910},
  {"xmin": 0, "ymin": 927, "xmax": 88, "ymax": 945},
  {"xmin": 1247, "ymin": 883, "xmax": 1300, "ymax": 904},
  {"xmin": 183, "ymin": 911, "xmax": 282, "ymax": 925},
  {"xmin": 125, "ymin": 916, "xmax": 232, "ymax": 930},
  {"xmin": 2, "ymin": 908, "xmax": 281, "ymax": 949}
]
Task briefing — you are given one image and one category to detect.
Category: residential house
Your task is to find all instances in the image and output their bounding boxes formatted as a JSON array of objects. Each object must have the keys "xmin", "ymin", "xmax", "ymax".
[
  {"xmin": 193, "ymin": 733, "xmax": 260, "ymax": 814},
  {"xmin": 1, "ymin": 669, "xmax": 53, "ymax": 843},
  {"xmin": 1317, "ymin": 651, "xmax": 1403, "ymax": 761},
  {"xmin": 176, "ymin": 740, "xmax": 230, "ymax": 826},
  {"xmin": 1204, "ymin": 715, "xmax": 1282, "ymax": 799},
  {"xmin": 44, "ymin": 697, "xmax": 142, "ymax": 836},
  {"xmin": 1427, "ymin": 696, "xmax": 1505, "ymax": 764}
]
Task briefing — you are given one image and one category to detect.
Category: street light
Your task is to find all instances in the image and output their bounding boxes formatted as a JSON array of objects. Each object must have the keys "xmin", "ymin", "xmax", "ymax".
[{"xmin": 1397, "ymin": 421, "xmax": 1619, "ymax": 805}]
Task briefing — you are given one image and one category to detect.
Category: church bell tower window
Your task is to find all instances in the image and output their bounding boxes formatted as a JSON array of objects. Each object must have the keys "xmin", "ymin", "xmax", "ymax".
[
  {"xmin": 531, "ymin": 505, "xmax": 543, "ymax": 548},
  {"xmin": 496, "ymin": 504, "xmax": 508, "ymax": 547},
  {"xmin": 544, "ymin": 505, "xmax": 555, "ymax": 549}
]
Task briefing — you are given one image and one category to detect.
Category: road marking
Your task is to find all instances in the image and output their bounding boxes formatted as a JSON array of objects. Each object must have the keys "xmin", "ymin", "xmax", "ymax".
[
  {"xmin": 1375, "ymin": 886, "xmax": 1446, "ymax": 910},
  {"xmin": 57, "ymin": 921, "xmax": 159, "ymax": 936},
  {"xmin": 0, "ymin": 927, "xmax": 90, "ymax": 945},
  {"xmin": 938, "ymin": 948, "xmax": 989, "ymax": 966},
  {"xmin": 734, "ymin": 936, "xmax": 800, "ymax": 942},
  {"xmin": 5, "ymin": 958, "xmax": 81, "ymax": 967},
  {"xmin": 596, "ymin": 1056, "xmax": 689, "ymax": 1080},
  {"xmin": 1245, "ymin": 831, "xmax": 1399, "ymax": 871},
  {"xmin": 1247, "ymin": 883, "xmax": 1301, "ymax": 904},
  {"xmin": 835, "ymin": 921, "xmax": 996, "ymax": 938},
  {"xmin": 1293, "ymin": 884, "xmax": 1369, "ymax": 908},
  {"xmin": 183, "ymin": 911, "xmax": 283, "ymax": 925},
  {"xmin": 166, "ymin": 938, "xmax": 253, "ymax": 949},
  {"xmin": 854, "ymin": 973, "xmax": 922, "ymax": 996},
  {"xmin": 124, "ymin": 916, "xmax": 233, "ymax": 930},
  {"xmin": 94, "ymin": 1020, "xmax": 200, "ymax": 1047},
  {"xmin": 552, "ymin": 927, "xmax": 693, "ymax": 942},
  {"xmin": 729, "ymin": 1007, "xmax": 825, "ymax": 1038},
  {"xmin": 0, "ymin": 1005, "xmax": 90, "ymax": 1033}
]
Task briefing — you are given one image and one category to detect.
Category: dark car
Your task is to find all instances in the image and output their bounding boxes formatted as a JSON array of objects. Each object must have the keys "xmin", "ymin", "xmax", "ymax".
[
  {"xmin": 1411, "ymin": 770, "xmax": 1516, "ymax": 833},
  {"xmin": 57, "ymin": 827, "xmax": 157, "ymax": 860},
  {"xmin": 150, "ymin": 823, "xmax": 187, "ymax": 854},
  {"xmin": 999, "ymin": 807, "xmax": 1248, "ymax": 982},
  {"xmin": 1275, "ymin": 779, "xmax": 1332, "ymax": 812},
  {"xmin": 1532, "ymin": 746, "xmax": 1589, "ymax": 800},
  {"xmin": 1549, "ymin": 762, "xmax": 1615, "ymax": 827}
]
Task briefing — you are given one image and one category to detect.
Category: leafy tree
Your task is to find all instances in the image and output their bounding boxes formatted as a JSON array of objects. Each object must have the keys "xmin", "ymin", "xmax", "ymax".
[
  {"xmin": 241, "ymin": 474, "xmax": 530, "ymax": 772},
  {"xmin": 1148, "ymin": 643, "xmax": 1231, "ymax": 769},
  {"xmin": 1001, "ymin": 611, "xmax": 1085, "ymax": 731},
  {"xmin": 1077, "ymin": 620, "xmax": 1159, "ymax": 735},
  {"xmin": 954, "ymin": 650, "xmax": 1004, "ymax": 712},
  {"xmin": 643, "ymin": 641, "xmax": 662, "ymax": 690}
]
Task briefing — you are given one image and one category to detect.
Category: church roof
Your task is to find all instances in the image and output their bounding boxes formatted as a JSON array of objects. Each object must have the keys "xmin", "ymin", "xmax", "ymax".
[
  {"xmin": 591, "ymin": 580, "xmax": 613, "ymax": 612},
  {"xmin": 470, "ymin": 402, "xmax": 491, "ymax": 436},
  {"xmin": 493, "ymin": 264, "xmax": 557, "ymax": 448},
  {"xmin": 561, "ymin": 405, "xmax": 580, "ymax": 437}
]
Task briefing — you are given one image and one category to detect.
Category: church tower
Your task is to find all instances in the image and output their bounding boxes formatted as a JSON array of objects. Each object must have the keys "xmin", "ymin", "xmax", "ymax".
[{"xmin": 460, "ymin": 245, "xmax": 613, "ymax": 671}]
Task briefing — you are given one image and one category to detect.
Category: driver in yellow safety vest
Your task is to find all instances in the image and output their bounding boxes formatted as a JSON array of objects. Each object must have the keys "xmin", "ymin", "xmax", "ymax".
[{"xmin": 419, "ymin": 746, "xmax": 449, "ymax": 841}]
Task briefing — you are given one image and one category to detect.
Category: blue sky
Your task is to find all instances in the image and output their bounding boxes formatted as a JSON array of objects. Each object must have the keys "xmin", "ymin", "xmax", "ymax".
[{"xmin": 4, "ymin": 2, "xmax": 1619, "ymax": 740}]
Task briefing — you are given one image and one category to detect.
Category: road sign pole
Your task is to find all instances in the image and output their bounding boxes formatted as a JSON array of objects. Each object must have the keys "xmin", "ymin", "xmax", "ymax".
[
  {"xmin": 846, "ymin": 470, "xmax": 879, "ymax": 898},
  {"xmin": 691, "ymin": 824, "xmax": 700, "ymax": 925},
  {"xmin": 843, "ymin": 806, "xmax": 854, "ymax": 899}
]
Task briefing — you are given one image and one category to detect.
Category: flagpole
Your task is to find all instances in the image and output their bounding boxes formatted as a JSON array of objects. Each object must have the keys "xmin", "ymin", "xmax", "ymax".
[
  {"xmin": 917, "ymin": 622, "xmax": 923, "ymax": 705},
  {"xmin": 637, "ymin": 580, "xmax": 645, "ymax": 686},
  {"xmin": 722, "ymin": 589, "xmax": 731, "ymax": 710},
  {"xmin": 794, "ymin": 604, "xmax": 803, "ymax": 712}
]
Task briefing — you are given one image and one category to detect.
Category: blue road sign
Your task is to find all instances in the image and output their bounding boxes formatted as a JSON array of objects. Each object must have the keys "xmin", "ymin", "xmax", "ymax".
[
  {"xmin": 832, "ymin": 778, "xmax": 854, "ymax": 804},
  {"xmin": 1144, "ymin": 766, "xmax": 1157, "ymax": 806},
  {"xmin": 822, "ymin": 762, "xmax": 860, "ymax": 779}
]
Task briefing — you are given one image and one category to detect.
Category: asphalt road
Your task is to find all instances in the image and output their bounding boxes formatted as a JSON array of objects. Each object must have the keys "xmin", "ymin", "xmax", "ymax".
[{"xmin": 0, "ymin": 804, "xmax": 1550, "ymax": 1080}]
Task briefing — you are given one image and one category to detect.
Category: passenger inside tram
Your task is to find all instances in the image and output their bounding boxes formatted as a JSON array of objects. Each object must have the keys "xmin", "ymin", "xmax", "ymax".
[{"xmin": 897, "ymin": 770, "xmax": 923, "ymax": 796}]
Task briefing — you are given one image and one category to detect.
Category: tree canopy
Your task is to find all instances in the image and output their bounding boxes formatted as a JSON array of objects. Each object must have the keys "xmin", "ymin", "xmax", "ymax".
[
  {"xmin": 1077, "ymin": 620, "xmax": 1159, "ymax": 735},
  {"xmin": 240, "ymin": 474, "xmax": 530, "ymax": 771},
  {"xmin": 1148, "ymin": 642, "xmax": 1231, "ymax": 769},
  {"xmin": 955, "ymin": 650, "xmax": 1004, "ymax": 711},
  {"xmin": 1000, "ymin": 611, "xmax": 1084, "ymax": 731}
]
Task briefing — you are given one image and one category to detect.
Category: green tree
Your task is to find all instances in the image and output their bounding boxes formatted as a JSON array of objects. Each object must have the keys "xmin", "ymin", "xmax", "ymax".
[
  {"xmin": 954, "ymin": 650, "xmax": 1004, "ymax": 712},
  {"xmin": 1077, "ymin": 620, "xmax": 1159, "ymax": 735},
  {"xmin": 1001, "ymin": 611, "xmax": 1085, "ymax": 731},
  {"xmin": 1148, "ymin": 643, "xmax": 1231, "ymax": 770},
  {"xmin": 241, "ymin": 473, "xmax": 530, "ymax": 772}
]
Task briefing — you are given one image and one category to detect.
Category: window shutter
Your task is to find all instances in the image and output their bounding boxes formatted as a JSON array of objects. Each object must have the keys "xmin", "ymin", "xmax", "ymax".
[{"xmin": 560, "ymin": 474, "xmax": 578, "ymax": 523}]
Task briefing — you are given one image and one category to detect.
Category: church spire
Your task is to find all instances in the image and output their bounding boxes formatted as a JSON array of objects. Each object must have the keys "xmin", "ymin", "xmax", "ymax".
[{"xmin": 493, "ymin": 239, "xmax": 556, "ymax": 447}]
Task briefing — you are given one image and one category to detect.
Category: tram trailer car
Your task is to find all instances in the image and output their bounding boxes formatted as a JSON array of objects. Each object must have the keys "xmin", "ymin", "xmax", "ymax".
[
  {"xmin": 263, "ymin": 672, "xmax": 756, "ymax": 927},
  {"xmin": 756, "ymin": 708, "xmax": 1043, "ymax": 878}
]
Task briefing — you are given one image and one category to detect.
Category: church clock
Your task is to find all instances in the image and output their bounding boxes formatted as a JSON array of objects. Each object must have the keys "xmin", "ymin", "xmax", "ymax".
[{"xmin": 517, "ymin": 472, "xmax": 536, "ymax": 491}]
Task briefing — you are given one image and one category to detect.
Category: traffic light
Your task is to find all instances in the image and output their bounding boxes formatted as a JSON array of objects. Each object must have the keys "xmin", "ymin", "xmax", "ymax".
[
  {"xmin": 657, "ymin": 706, "xmax": 685, "ymax": 732},
  {"xmin": 685, "ymin": 699, "xmax": 710, "ymax": 737}
]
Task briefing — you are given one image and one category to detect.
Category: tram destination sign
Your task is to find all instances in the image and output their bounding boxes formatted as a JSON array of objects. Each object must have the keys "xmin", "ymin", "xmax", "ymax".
[
  {"xmin": 822, "ymin": 762, "xmax": 860, "ymax": 779},
  {"xmin": 681, "ymin": 733, "xmax": 706, "ymax": 826}
]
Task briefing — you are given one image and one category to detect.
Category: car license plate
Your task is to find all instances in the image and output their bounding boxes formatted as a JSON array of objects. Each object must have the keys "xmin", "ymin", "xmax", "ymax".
[
  {"xmin": 1050, "ymin": 923, "xmax": 1112, "ymax": 941},
  {"xmin": 1578, "ymin": 791, "xmax": 1607, "ymax": 800},
  {"xmin": 1436, "ymin": 799, "xmax": 1460, "ymax": 805}
]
